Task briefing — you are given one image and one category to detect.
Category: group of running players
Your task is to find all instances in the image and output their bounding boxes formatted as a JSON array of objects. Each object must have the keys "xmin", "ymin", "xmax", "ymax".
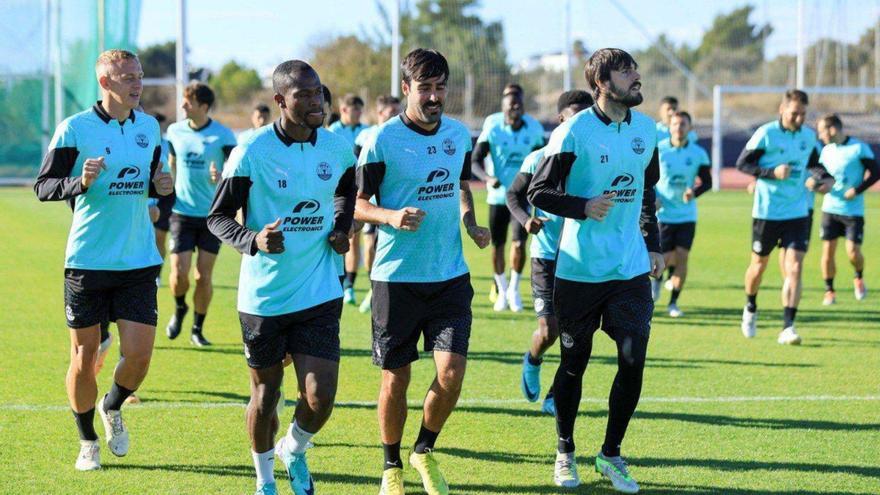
[{"xmin": 35, "ymin": 43, "xmax": 875, "ymax": 495}]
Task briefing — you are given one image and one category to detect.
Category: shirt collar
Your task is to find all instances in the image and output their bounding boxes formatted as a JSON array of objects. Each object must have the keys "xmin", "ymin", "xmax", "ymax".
[
  {"xmin": 188, "ymin": 118, "xmax": 213, "ymax": 132},
  {"xmin": 93, "ymin": 101, "xmax": 135, "ymax": 124},
  {"xmin": 273, "ymin": 119, "xmax": 317, "ymax": 147},
  {"xmin": 400, "ymin": 112, "xmax": 441, "ymax": 136},
  {"xmin": 777, "ymin": 119, "xmax": 801, "ymax": 134},
  {"xmin": 591, "ymin": 104, "xmax": 631, "ymax": 126}
]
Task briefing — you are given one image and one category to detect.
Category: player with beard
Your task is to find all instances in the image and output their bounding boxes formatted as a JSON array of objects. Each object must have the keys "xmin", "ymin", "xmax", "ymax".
[
  {"xmin": 736, "ymin": 90, "xmax": 833, "ymax": 344},
  {"xmin": 356, "ymin": 48, "xmax": 490, "ymax": 495},
  {"xmin": 208, "ymin": 60, "xmax": 355, "ymax": 495},
  {"xmin": 506, "ymin": 89, "xmax": 593, "ymax": 415},
  {"xmin": 528, "ymin": 48, "xmax": 663, "ymax": 492}
]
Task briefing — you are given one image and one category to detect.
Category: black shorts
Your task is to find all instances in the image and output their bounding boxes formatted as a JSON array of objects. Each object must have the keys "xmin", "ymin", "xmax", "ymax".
[
  {"xmin": 553, "ymin": 274, "xmax": 653, "ymax": 355},
  {"xmin": 169, "ymin": 213, "xmax": 222, "ymax": 254},
  {"xmin": 659, "ymin": 222, "xmax": 696, "ymax": 252},
  {"xmin": 152, "ymin": 192, "xmax": 175, "ymax": 232},
  {"xmin": 820, "ymin": 213, "xmax": 864, "ymax": 243},
  {"xmin": 64, "ymin": 265, "xmax": 161, "ymax": 329},
  {"xmin": 804, "ymin": 208, "xmax": 814, "ymax": 247},
  {"xmin": 751, "ymin": 217, "xmax": 809, "ymax": 256},
  {"xmin": 488, "ymin": 204, "xmax": 527, "ymax": 247},
  {"xmin": 238, "ymin": 298, "xmax": 343, "ymax": 369},
  {"xmin": 531, "ymin": 258, "xmax": 556, "ymax": 318},
  {"xmin": 371, "ymin": 273, "xmax": 474, "ymax": 369}
]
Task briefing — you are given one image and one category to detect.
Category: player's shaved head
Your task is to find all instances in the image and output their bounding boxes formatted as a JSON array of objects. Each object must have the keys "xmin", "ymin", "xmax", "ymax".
[
  {"xmin": 273, "ymin": 60, "xmax": 319, "ymax": 96},
  {"xmin": 557, "ymin": 90, "xmax": 593, "ymax": 113}
]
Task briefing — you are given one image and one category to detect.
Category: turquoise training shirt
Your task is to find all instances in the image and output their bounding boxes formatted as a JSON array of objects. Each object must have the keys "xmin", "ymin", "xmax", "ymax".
[
  {"xmin": 167, "ymin": 118, "xmax": 237, "ymax": 218},
  {"xmin": 474, "ymin": 114, "xmax": 545, "ymax": 205},
  {"xmin": 820, "ymin": 136, "xmax": 879, "ymax": 217},
  {"xmin": 207, "ymin": 122, "xmax": 356, "ymax": 316},
  {"xmin": 528, "ymin": 105, "xmax": 661, "ymax": 283},
  {"xmin": 35, "ymin": 102, "xmax": 166, "ymax": 271},
  {"xmin": 357, "ymin": 114, "xmax": 473, "ymax": 283},
  {"xmin": 656, "ymin": 138, "xmax": 711, "ymax": 224}
]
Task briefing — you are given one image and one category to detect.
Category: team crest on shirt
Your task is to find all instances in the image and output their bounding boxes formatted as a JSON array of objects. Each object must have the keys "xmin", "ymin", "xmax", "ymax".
[
  {"xmin": 442, "ymin": 138, "xmax": 456, "ymax": 155},
  {"xmin": 560, "ymin": 332, "xmax": 574, "ymax": 349},
  {"xmin": 685, "ymin": 158, "xmax": 693, "ymax": 167},
  {"xmin": 800, "ymin": 141, "xmax": 807, "ymax": 151},
  {"xmin": 631, "ymin": 137, "xmax": 646, "ymax": 155},
  {"xmin": 316, "ymin": 162, "xmax": 332, "ymax": 181},
  {"xmin": 135, "ymin": 133, "xmax": 149, "ymax": 148}
]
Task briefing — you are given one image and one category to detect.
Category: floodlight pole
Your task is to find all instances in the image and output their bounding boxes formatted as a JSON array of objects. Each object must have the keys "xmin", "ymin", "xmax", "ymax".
[
  {"xmin": 53, "ymin": 0, "xmax": 63, "ymax": 126},
  {"xmin": 391, "ymin": 0, "xmax": 400, "ymax": 97},
  {"xmin": 42, "ymin": 0, "xmax": 51, "ymax": 150},
  {"xmin": 711, "ymin": 85, "xmax": 722, "ymax": 192},
  {"xmin": 176, "ymin": 0, "xmax": 188, "ymax": 121},
  {"xmin": 796, "ymin": 0, "xmax": 805, "ymax": 89},
  {"xmin": 563, "ymin": 0, "xmax": 572, "ymax": 91}
]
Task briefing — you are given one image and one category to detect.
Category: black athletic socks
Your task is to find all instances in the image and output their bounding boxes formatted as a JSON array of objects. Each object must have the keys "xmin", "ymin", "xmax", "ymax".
[
  {"xmin": 413, "ymin": 424, "xmax": 439, "ymax": 454},
  {"xmin": 192, "ymin": 312, "xmax": 206, "ymax": 333},
  {"xmin": 856, "ymin": 270, "xmax": 863, "ymax": 280},
  {"xmin": 73, "ymin": 408, "xmax": 98, "ymax": 441},
  {"xmin": 670, "ymin": 289, "xmax": 681, "ymax": 305},
  {"xmin": 103, "ymin": 382, "xmax": 135, "ymax": 411},
  {"xmin": 344, "ymin": 271, "xmax": 357, "ymax": 290},
  {"xmin": 527, "ymin": 353, "xmax": 542, "ymax": 366},
  {"xmin": 746, "ymin": 294, "xmax": 758, "ymax": 313},
  {"xmin": 824, "ymin": 278, "xmax": 835, "ymax": 292},
  {"xmin": 783, "ymin": 306, "xmax": 797, "ymax": 328},
  {"xmin": 383, "ymin": 441, "xmax": 402, "ymax": 470}
]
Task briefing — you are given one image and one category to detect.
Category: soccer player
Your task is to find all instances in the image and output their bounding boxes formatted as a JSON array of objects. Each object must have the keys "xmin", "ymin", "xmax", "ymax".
[
  {"xmin": 736, "ymin": 89, "xmax": 833, "ymax": 345},
  {"xmin": 506, "ymin": 89, "xmax": 593, "ymax": 415},
  {"xmin": 328, "ymin": 93, "xmax": 368, "ymax": 304},
  {"xmin": 528, "ymin": 48, "xmax": 664, "ymax": 492},
  {"xmin": 472, "ymin": 85, "xmax": 545, "ymax": 312},
  {"xmin": 165, "ymin": 82, "xmax": 237, "ymax": 346},
  {"xmin": 207, "ymin": 60, "xmax": 355, "ymax": 495},
  {"xmin": 816, "ymin": 114, "xmax": 879, "ymax": 304},
  {"xmin": 655, "ymin": 95, "xmax": 698, "ymax": 144},
  {"xmin": 651, "ymin": 110, "xmax": 712, "ymax": 317},
  {"xmin": 238, "ymin": 103, "xmax": 272, "ymax": 145},
  {"xmin": 355, "ymin": 48, "xmax": 490, "ymax": 495},
  {"xmin": 354, "ymin": 95, "xmax": 402, "ymax": 314},
  {"xmin": 34, "ymin": 49, "xmax": 173, "ymax": 471}
]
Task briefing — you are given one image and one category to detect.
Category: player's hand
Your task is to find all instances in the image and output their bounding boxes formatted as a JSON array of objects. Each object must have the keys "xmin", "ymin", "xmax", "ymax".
[
  {"xmin": 149, "ymin": 206, "xmax": 160, "ymax": 223},
  {"xmin": 487, "ymin": 177, "xmax": 501, "ymax": 189},
  {"xmin": 81, "ymin": 156, "xmax": 106, "ymax": 189},
  {"xmin": 524, "ymin": 216, "xmax": 547, "ymax": 234},
  {"xmin": 388, "ymin": 207, "xmax": 426, "ymax": 231},
  {"xmin": 815, "ymin": 180, "xmax": 832, "ymax": 194},
  {"xmin": 256, "ymin": 218, "xmax": 285, "ymax": 253},
  {"xmin": 682, "ymin": 188, "xmax": 695, "ymax": 203},
  {"xmin": 209, "ymin": 161, "xmax": 219, "ymax": 184},
  {"xmin": 152, "ymin": 167, "xmax": 174, "ymax": 196},
  {"xmin": 585, "ymin": 192, "xmax": 616, "ymax": 221},
  {"xmin": 648, "ymin": 251, "xmax": 665, "ymax": 279},
  {"xmin": 352, "ymin": 219, "xmax": 365, "ymax": 233},
  {"xmin": 467, "ymin": 225, "xmax": 491, "ymax": 249},
  {"xmin": 747, "ymin": 181, "xmax": 756, "ymax": 195},
  {"xmin": 844, "ymin": 187, "xmax": 857, "ymax": 200},
  {"xmin": 327, "ymin": 229, "xmax": 350, "ymax": 254},
  {"xmin": 773, "ymin": 164, "xmax": 791, "ymax": 179}
]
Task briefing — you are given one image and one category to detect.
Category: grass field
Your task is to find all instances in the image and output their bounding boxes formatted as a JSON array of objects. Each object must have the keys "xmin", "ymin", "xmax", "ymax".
[{"xmin": 1, "ymin": 187, "xmax": 878, "ymax": 494}]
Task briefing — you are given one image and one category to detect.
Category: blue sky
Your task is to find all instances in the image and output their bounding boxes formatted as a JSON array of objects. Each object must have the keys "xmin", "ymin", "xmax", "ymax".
[{"xmin": 133, "ymin": 0, "xmax": 878, "ymax": 74}]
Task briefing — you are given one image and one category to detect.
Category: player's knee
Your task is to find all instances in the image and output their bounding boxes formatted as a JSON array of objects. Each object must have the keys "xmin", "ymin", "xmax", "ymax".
[
  {"xmin": 382, "ymin": 367, "xmax": 411, "ymax": 394},
  {"xmin": 437, "ymin": 362, "xmax": 466, "ymax": 393},
  {"xmin": 123, "ymin": 348, "xmax": 153, "ymax": 371},
  {"xmin": 537, "ymin": 319, "xmax": 559, "ymax": 342},
  {"xmin": 559, "ymin": 351, "xmax": 588, "ymax": 377},
  {"xmin": 304, "ymin": 388, "xmax": 336, "ymax": 417},
  {"xmin": 252, "ymin": 386, "xmax": 280, "ymax": 417},
  {"xmin": 194, "ymin": 271, "xmax": 212, "ymax": 286},
  {"xmin": 617, "ymin": 335, "xmax": 648, "ymax": 370},
  {"xmin": 72, "ymin": 344, "xmax": 100, "ymax": 373}
]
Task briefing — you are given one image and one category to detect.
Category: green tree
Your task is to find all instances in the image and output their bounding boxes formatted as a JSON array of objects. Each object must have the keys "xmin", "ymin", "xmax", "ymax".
[
  {"xmin": 694, "ymin": 5, "xmax": 772, "ymax": 78},
  {"xmin": 208, "ymin": 61, "xmax": 263, "ymax": 105},
  {"xmin": 308, "ymin": 35, "xmax": 391, "ymax": 111},
  {"xmin": 139, "ymin": 41, "xmax": 176, "ymax": 78}
]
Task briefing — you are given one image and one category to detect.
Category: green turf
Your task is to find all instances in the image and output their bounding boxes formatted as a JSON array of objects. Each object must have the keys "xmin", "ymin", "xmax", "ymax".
[{"xmin": 0, "ymin": 187, "xmax": 878, "ymax": 494}]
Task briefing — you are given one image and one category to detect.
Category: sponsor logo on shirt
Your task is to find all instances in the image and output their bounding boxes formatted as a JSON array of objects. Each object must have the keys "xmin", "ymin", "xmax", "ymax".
[
  {"xmin": 184, "ymin": 151, "xmax": 206, "ymax": 169},
  {"xmin": 109, "ymin": 166, "xmax": 145, "ymax": 196},
  {"xmin": 605, "ymin": 173, "xmax": 639, "ymax": 203},
  {"xmin": 316, "ymin": 162, "xmax": 333, "ymax": 181},
  {"xmin": 135, "ymin": 133, "xmax": 149, "ymax": 148},
  {"xmin": 442, "ymin": 138, "xmax": 456, "ymax": 156},
  {"xmin": 631, "ymin": 137, "xmax": 646, "ymax": 155},
  {"xmin": 418, "ymin": 167, "xmax": 455, "ymax": 201},
  {"xmin": 282, "ymin": 199, "xmax": 325, "ymax": 232}
]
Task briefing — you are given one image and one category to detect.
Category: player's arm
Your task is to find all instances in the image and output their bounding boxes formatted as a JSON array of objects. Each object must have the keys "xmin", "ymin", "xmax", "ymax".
[
  {"xmin": 692, "ymin": 164, "xmax": 713, "ymax": 197},
  {"xmin": 207, "ymin": 149, "xmax": 259, "ymax": 255},
  {"xmin": 332, "ymin": 165, "xmax": 357, "ymax": 235},
  {"xmin": 148, "ymin": 145, "xmax": 173, "ymax": 198},
  {"xmin": 470, "ymin": 141, "xmax": 496, "ymax": 186},
  {"xmin": 735, "ymin": 148, "xmax": 778, "ymax": 179},
  {"xmin": 34, "ymin": 123, "xmax": 87, "ymax": 201},
  {"xmin": 460, "ymin": 153, "xmax": 490, "ymax": 249},
  {"xmin": 506, "ymin": 172, "xmax": 534, "ymax": 227},
  {"xmin": 854, "ymin": 156, "xmax": 880, "ymax": 195},
  {"xmin": 641, "ymin": 149, "xmax": 661, "ymax": 254},
  {"xmin": 527, "ymin": 152, "xmax": 589, "ymax": 219},
  {"xmin": 806, "ymin": 149, "xmax": 834, "ymax": 191}
]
